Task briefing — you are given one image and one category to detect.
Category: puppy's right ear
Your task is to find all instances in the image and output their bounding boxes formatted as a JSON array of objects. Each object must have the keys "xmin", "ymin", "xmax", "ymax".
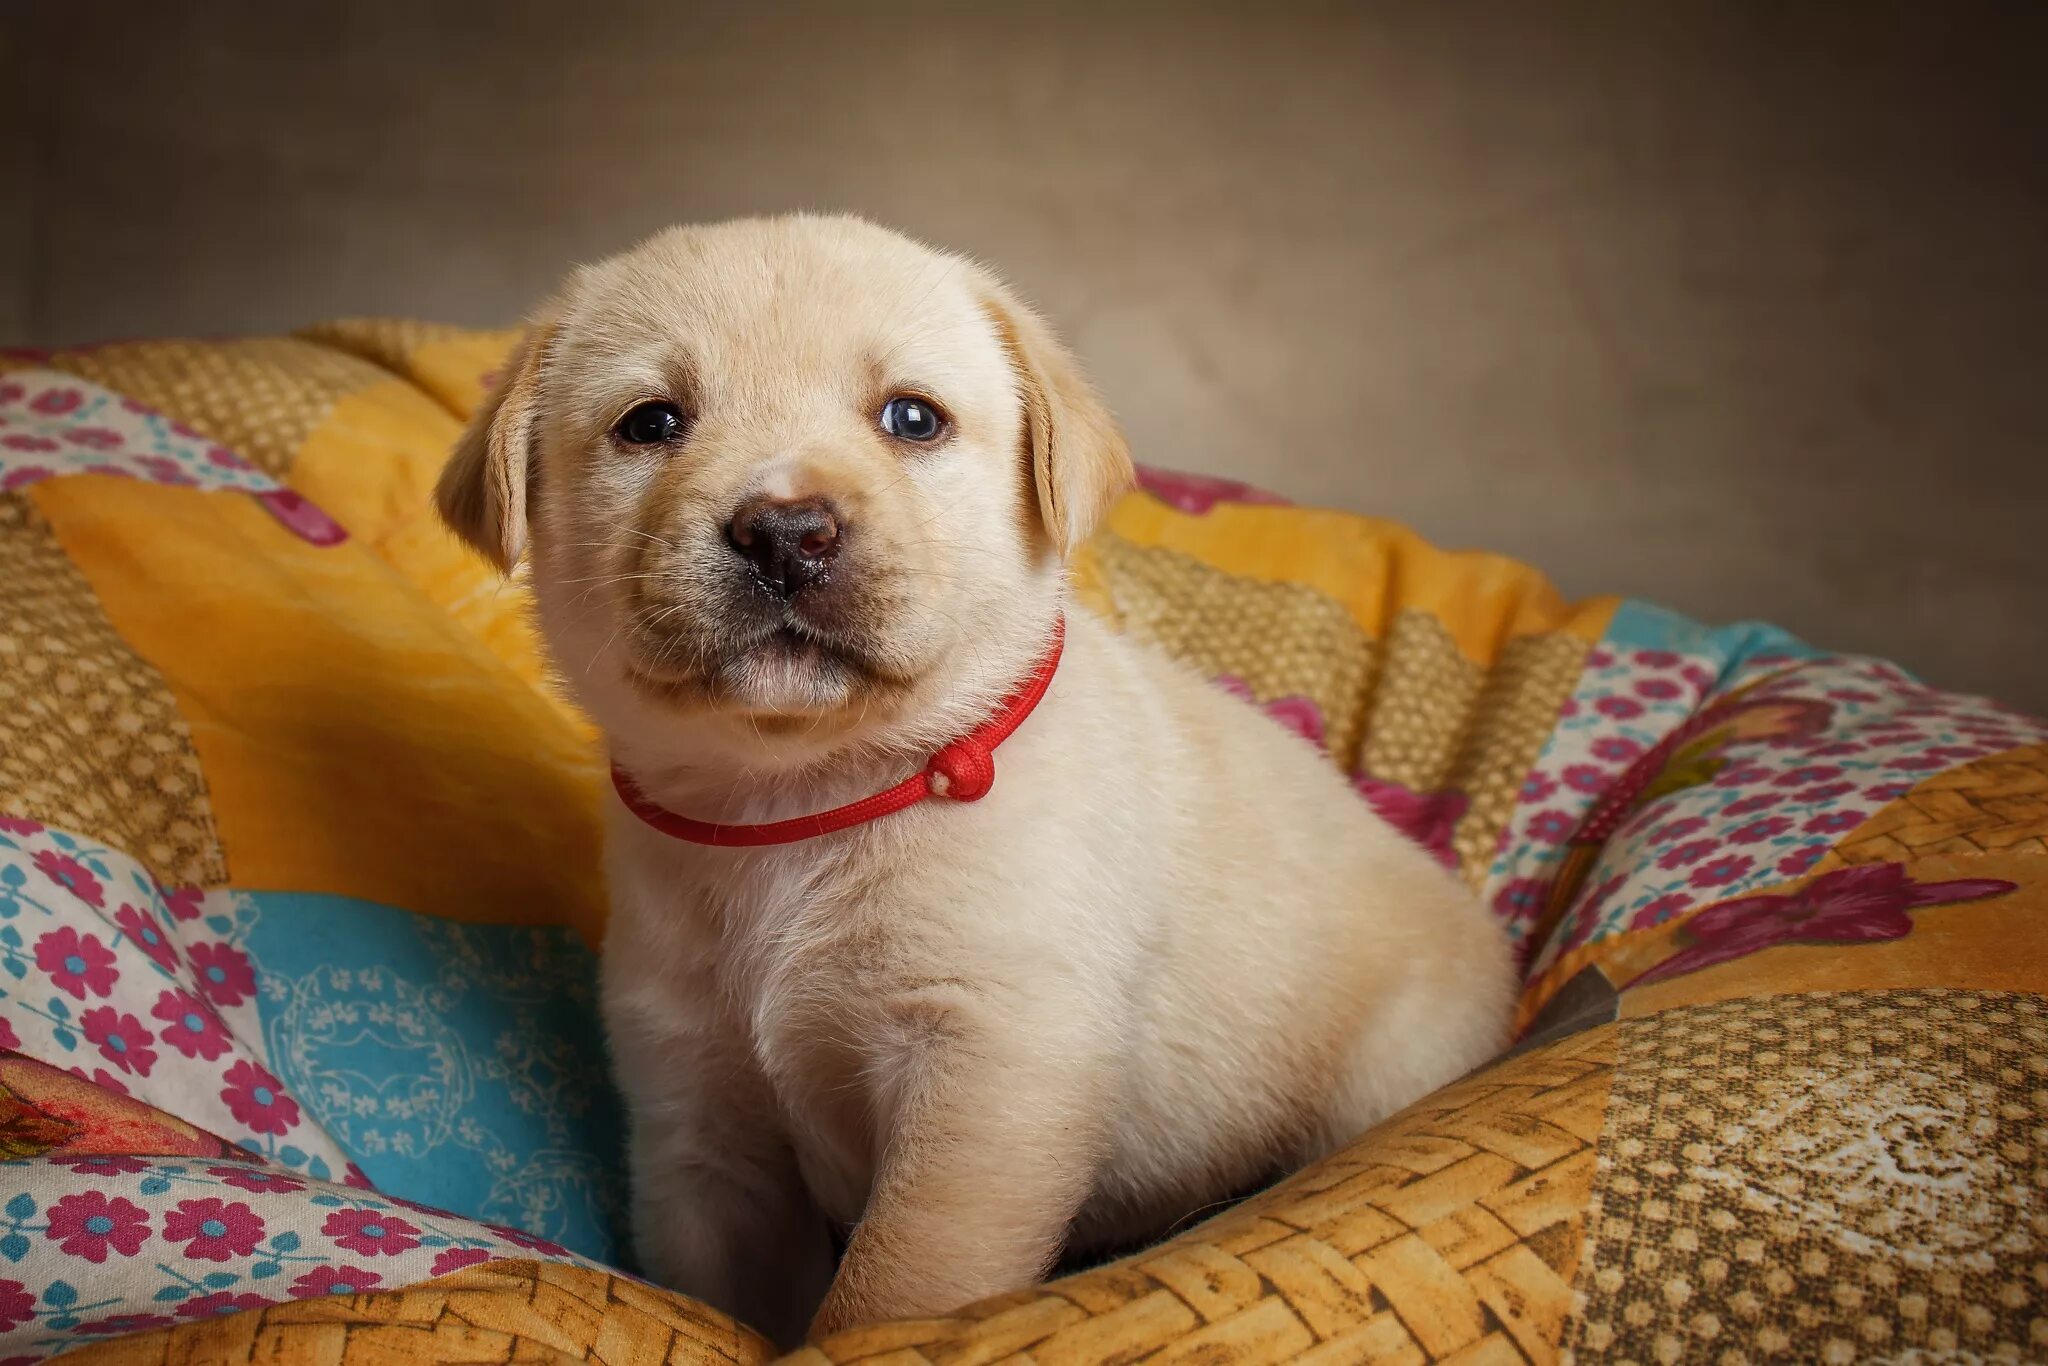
[
  {"xmin": 435, "ymin": 316, "xmax": 559, "ymax": 572},
  {"xmin": 979, "ymin": 283, "xmax": 1134, "ymax": 559}
]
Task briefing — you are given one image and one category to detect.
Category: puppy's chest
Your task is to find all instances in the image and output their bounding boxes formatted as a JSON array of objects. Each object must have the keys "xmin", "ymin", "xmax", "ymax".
[{"xmin": 712, "ymin": 854, "xmax": 929, "ymax": 1215}]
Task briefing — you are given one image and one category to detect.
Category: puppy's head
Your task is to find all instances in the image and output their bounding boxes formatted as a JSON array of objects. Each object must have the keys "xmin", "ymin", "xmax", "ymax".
[{"xmin": 437, "ymin": 215, "xmax": 1130, "ymax": 764}]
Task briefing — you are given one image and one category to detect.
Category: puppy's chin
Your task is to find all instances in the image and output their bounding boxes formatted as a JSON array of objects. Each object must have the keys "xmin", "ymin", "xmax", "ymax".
[
  {"xmin": 719, "ymin": 634, "xmax": 862, "ymax": 716},
  {"xmin": 623, "ymin": 628, "xmax": 887, "ymax": 728}
]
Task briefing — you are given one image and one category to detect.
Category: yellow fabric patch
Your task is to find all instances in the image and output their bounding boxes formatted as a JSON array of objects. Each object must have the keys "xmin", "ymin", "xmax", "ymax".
[
  {"xmin": 294, "ymin": 319, "xmax": 520, "ymax": 426},
  {"xmin": 1102, "ymin": 495, "xmax": 1617, "ymax": 663},
  {"xmin": 29, "ymin": 475, "xmax": 607, "ymax": 942},
  {"xmin": 282, "ymin": 377, "xmax": 462, "ymax": 554},
  {"xmin": 1615, "ymin": 854, "xmax": 2048, "ymax": 1018},
  {"xmin": 282, "ymin": 378, "xmax": 580, "ymax": 726},
  {"xmin": 409, "ymin": 328, "xmax": 523, "ymax": 420}
]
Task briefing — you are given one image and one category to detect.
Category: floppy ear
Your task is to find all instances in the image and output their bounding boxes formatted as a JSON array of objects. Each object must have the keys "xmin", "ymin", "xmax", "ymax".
[
  {"xmin": 981, "ymin": 287, "xmax": 1134, "ymax": 558},
  {"xmin": 435, "ymin": 316, "xmax": 559, "ymax": 572}
]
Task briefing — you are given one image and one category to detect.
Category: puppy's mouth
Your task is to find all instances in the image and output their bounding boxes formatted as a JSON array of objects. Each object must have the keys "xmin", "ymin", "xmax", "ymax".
[{"xmin": 622, "ymin": 616, "xmax": 903, "ymax": 713}]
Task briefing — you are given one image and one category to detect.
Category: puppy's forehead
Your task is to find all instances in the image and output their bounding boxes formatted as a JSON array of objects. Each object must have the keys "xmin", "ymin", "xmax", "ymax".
[{"xmin": 555, "ymin": 220, "xmax": 1005, "ymax": 401}]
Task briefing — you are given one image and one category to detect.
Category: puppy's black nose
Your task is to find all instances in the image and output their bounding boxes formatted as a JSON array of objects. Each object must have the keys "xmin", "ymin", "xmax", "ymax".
[{"xmin": 728, "ymin": 495, "xmax": 841, "ymax": 596}]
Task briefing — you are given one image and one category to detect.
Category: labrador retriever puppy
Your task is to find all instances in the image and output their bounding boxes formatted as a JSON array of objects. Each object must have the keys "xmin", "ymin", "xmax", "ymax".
[{"xmin": 436, "ymin": 213, "xmax": 1516, "ymax": 1346}]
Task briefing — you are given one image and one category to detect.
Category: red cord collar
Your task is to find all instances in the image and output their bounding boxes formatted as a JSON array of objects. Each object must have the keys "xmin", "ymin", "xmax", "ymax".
[{"xmin": 611, "ymin": 616, "xmax": 1064, "ymax": 848}]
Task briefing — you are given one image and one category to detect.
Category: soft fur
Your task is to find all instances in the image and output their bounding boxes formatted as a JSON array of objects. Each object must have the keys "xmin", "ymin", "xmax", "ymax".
[{"xmin": 436, "ymin": 214, "xmax": 1516, "ymax": 1346}]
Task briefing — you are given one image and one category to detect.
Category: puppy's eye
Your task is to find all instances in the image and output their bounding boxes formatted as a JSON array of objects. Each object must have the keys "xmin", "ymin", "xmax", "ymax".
[
  {"xmin": 615, "ymin": 401, "xmax": 685, "ymax": 445},
  {"xmin": 879, "ymin": 396, "xmax": 946, "ymax": 443}
]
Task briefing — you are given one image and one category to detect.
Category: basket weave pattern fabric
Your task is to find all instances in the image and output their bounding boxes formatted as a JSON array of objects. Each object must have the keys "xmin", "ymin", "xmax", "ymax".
[{"xmin": 0, "ymin": 324, "xmax": 2043, "ymax": 1363}]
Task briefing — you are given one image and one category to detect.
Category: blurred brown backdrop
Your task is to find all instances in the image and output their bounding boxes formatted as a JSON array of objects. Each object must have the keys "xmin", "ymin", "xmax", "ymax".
[{"xmin": 4, "ymin": 2, "xmax": 2044, "ymax": 708}]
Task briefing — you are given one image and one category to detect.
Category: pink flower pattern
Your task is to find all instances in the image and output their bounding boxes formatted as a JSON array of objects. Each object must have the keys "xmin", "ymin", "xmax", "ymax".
[
  {"xmin": 1727, "ymin": 816, "xmax": 1794, "ymax": 844},
  {"xmin": 0, "ymin": 828, "xmax": 343, "ymax": 1189},
  {"xmin": 1633, "ymin": 864, "xmax": 2015, "ymax": 987},
  {"xmin": 44, "ymin": 1191, "xmax": 150, "ymax": 1263},
  {"xmin": 71, "ymin": 1312, "xmax": 174, "ymax": 1336},
  {"xmin": 50, "ymin": 1156, "xmax": 149, "ymax": 1178},
  {"xmin": 163, "ymin": 1198, "xmax": 266, "ymax": 1261},
  {"xmin": 220, "ymin": 1061, "xmax": 300, "ymax": 1136},
  {"xmin": 209, "ymin": 1165, "xmax": 305, "ymax": 1196},
  {"xmin": 1486, "ymin": 626, "xmax": 2048, "ymax": 976},
  {"xmin": 113, "ymin": 904, "xmax": 179, "ymax": 974},
  {"xmin": 0, "ymin": 1283, "xmax": 29, "ymax": 1335},
  {"xmin": 34, "ymin": 927, "xmax": 118, "ymax": 1000},
  {"xmin": 69, "ymin": 1067, "xmax": 129, "ymax": 1096},
  {"xmin": 152, "ymin": 989, "xmax": 233, "ymax": 1062},
  {"xmin": 187, "ymin": 941, "xmax": 256, "ymax": 1007},
  {"xmin": 0, "ymin": 1159, "xmax": 595, "ymax": 1348},
  {"xmin": 0, "ymin": 369, "xmax": 348, "ymax": 545},
  {"xmin": 32, "ymin": 852, "xmax": 103, "ymax": 908},
  {"xmin": 29, "ymin": 388, "xmax": 82, "ymax": 416},
  {"xmin": 80, "ymin": 1008, "xmax": 156, "ymax": 1076},
  {"xmin": 321, "ymin": 1209, "xmax": 422, "ymax": 1258}
]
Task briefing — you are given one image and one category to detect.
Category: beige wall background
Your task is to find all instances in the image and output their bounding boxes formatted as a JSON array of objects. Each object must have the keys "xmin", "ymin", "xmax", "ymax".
[{"xmin": 5, "ymin": 2, "xmax": 2044, "ymax": 709}]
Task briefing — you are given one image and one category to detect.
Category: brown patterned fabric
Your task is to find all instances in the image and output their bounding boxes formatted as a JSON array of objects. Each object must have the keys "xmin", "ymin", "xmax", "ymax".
[
  {"xmin": 1357, "ymin": 610, "xmax": 1483, "ymax": 790},
  {"xmin": 1085, "ymin": 533, "xmax": 1587, "ymax": 887},
  {"xmin": 1444, "ymin": 632, "xmax": 1588, "ymax": 881},
  {"xmin": 0, "ymin": 492, "xmax": 224, "ymax": 887},
  {"xmin": 1817, "ymin": 741, "xmax": 2048, "ymax": 870},
  {"xmin": 796, "ymin": 1026, "xmax": 1614, "ymax": 1365},
  {"xmin": 1088, "ymin": 531, "xmax": 1379, "ymax": 766},
  {"xmin": 295, "ymin": 317, "xmax": 472, "ymax": 381},
  {"xmin": 55, "ymin": 1259, "xmax": 774, "ymax": 1366},
  {"xmin": 49, "ymin": 338, "xmax": 388, "ymax": 476},
  {"xmin": 1565, "ymin": 990, "xmax": 2047, "ymax": 1364}
]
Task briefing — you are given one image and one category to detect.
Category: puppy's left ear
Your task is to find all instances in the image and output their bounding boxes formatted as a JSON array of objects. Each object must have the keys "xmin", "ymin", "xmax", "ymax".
[
  {"xmin": 435, "ymin": 314, "xmax": 559, "ymax": 573},
  {"xmin": 981, "ymin": 285, "xmax": 1134, "ymax": 558}
]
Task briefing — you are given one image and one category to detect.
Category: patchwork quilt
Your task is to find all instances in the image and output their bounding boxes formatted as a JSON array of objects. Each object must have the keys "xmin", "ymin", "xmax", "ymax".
[{"xmin": 0, "ymin": 322, "xmax": 2041, "ymax": 1364}]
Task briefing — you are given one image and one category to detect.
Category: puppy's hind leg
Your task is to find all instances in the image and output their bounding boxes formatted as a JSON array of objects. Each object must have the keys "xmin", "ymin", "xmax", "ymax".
[{"xmin": 1306, "ymin": 944, "xmax": 1517, "ymax": 1162}]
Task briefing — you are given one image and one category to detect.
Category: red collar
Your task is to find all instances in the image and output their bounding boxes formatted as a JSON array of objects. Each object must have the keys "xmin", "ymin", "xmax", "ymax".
[{"xmin": 611, "ymin": 616, "xmax": 1065, "ymax": 848}]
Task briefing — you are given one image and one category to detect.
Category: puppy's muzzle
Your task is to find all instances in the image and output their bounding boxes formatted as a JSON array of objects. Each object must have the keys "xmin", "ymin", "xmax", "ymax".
[{"xmin": 728, "ymin": 495, "xmax": 842, "ymax": 598}]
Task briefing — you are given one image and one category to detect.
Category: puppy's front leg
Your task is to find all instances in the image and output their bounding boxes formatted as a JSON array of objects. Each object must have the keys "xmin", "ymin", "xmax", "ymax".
[
  {"xmin": 810, "ymin": 999, "xmax": 1110, "ymax": 1338},
  {"xmin": 609, "ymin": 985, "xmax": 834, "ymax": 1348}
]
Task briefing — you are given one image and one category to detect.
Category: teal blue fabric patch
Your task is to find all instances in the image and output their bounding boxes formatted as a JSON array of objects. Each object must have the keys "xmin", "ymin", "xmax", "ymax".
[
  {"xmin": 239, "ymin": 893, "xmax": 626, "ymax": 1264},
  {"xmin": 1604, "ymin": 599, "xmax": 1839, "ymax": 685}
]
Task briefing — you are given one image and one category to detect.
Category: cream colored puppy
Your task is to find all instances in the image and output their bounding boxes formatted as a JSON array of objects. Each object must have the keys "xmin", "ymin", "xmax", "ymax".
[{"xmin": 436, "ymin": 214, "xmax": 1515, "ymax": 1346}]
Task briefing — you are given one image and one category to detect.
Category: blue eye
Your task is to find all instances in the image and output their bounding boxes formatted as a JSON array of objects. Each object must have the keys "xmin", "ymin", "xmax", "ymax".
[
  {"xmin": 616, "ymin": 401, "xmax": 684, "ymax": 445},
  {"xmin": 879, "ymin": 396, "xmax": 946, "ymax": 443}
]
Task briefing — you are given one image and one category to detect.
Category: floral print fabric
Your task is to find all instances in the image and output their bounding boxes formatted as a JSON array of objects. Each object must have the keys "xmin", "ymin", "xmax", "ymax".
[
  {"xmin": 2, "ymin": 325, "xmax": 2045, "ymax": 1360},
  {"xmin": 0, "ymin": 827, "xmax": 618, "ymax": 1360},
  {"xmin": 0, "ymin": 820, "xmax": 352, "ymax": 1182},
  {"xmin": 0, "ymin": 371, "xmax": 345, "ymax": 545},
  {"xmin": 1483, "ymin": 625, "xmax": 2047, "ymax": 980},
  {"xmin": 0, "ymin": 1155, "xmax": 587, "ymax": 1355}
]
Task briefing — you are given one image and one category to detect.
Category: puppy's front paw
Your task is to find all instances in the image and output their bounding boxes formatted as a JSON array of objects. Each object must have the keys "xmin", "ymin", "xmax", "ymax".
[
  {"xmin": 806, "ymin": 1290, "xmax": 863, "ymax": 1343},
  {"xmin": 805, "ymin": 1253, "xmax": 938, "ymax": 1342}
]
